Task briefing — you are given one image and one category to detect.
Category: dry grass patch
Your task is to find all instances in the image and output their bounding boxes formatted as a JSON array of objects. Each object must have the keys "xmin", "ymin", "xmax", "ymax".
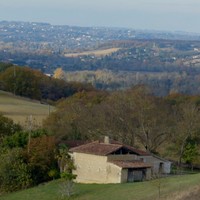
[
  {"xmin": 164, "ymin": 185, "xmax": 200, "ymax": 200},
  {"xmin": 64, "ymin": 48, "xmax": 120, "ymax": 57}
]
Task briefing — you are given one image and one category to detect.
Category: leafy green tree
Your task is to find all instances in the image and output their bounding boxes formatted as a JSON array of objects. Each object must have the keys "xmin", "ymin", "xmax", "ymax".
[
  {"xmin": 1, "ymin": 131, "xmax": 28, "ymax": 149},
  {"xmin": 0, "ymin": 148, "xmax": 32, "ymax": 193},
  {"xmin": 1, "ymin": 128, "xmax": 50, "ymax": 150},
  {"xmin": 183, "ymin": 138, "xmax": 199, "ymax": 170},
  {"xmin": 0, "ymin": 114, "xmax": 21, "ymax": 140},
  {"xmin": 56, "ymin": 145, "xmax": 75, "ymax": 173}
]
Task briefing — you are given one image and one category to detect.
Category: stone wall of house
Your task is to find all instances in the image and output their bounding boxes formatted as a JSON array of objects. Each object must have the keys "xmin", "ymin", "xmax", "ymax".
[
  {"xmin": 72, "ymin": 152, "xmax": 122, "ymax": 183},
  {"xmin": 162, "ymin": 162, "xmax": 171, "ymax": 174},
  {"xmin": 139, "ymin": 155, "xmax": 171, "ymax": 174},
  {"xmin": 146, "ymin": 168, "xmax": 152, "ymax": 180},
  {"xmin": 121, "ymin": 169, "xmax": 128, "ymax": 183},
  {"xmin": 106, "ymin": 163, "xmax": 122, "ymax": 183}
]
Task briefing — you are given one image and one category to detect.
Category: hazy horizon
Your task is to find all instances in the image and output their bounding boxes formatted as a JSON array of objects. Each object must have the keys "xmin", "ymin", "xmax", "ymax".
[{"xmin": 0, "ymin": 0, "xmax": 200, "ymax": 33}]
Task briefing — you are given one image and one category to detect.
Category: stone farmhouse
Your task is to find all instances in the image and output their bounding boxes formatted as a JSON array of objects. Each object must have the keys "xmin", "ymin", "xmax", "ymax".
[{"xmin": 69, "ymin": 137, "xmax": 171, "ymax": 183}]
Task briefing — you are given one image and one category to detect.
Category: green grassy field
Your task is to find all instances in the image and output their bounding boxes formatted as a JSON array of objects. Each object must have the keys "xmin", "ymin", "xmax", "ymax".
[
  {"xmin": 1, "ymin": 174, "xmax": 200, "ymax": 200},
  {"xmin": 0, "ymin": 90, "xmax": 54, "ymax": 127}
]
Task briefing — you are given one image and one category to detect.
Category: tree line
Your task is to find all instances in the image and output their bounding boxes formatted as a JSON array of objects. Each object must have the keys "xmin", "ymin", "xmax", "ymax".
[
  {"xmin": 59, "ymin": 68, "xmax": 200, "ymax": 96},
  {"xmin": 0, "ymin": 63, "xmax": 94, "ymax": 101}
]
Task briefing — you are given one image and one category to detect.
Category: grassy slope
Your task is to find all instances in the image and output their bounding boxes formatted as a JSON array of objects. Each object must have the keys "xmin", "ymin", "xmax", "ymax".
[
  {"xmin": 1, "ymin": 174, "xmax": 200, "ymax": 200},
  {"xmin": 0, "ymin": 90, "xmax": 54, "ymax": 127}
]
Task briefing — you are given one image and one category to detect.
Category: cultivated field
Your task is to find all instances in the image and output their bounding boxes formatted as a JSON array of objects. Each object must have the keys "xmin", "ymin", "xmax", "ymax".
[
  {"xmin": 0, "ymin": 90, "xmax": 54, "ymax": 127},
  {"xmin": 1, "ymin": 174, "xmax": 200, "ymax": 200},
  {"xmin": 64, "ymin": 48, "xmax": 120, "ymax": 57}
]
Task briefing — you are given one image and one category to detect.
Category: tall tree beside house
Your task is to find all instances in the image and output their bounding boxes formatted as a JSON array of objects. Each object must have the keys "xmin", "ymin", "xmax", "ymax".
[
  {"xmin": 56, "ymin": 145, "xmax": 76, "ymax": 198},
  {"xmin": 25, "ymin": 135, "xmax": 58, "ymax": 184},
  {"xmin": 56, "ymin": 145, "xmax": 71, "ymax": 173}
]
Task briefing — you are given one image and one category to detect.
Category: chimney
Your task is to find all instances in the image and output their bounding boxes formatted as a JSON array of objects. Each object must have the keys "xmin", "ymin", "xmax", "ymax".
[{"xmin": 104, "ymin": 136, "xmax": 110, "ymax": 144}]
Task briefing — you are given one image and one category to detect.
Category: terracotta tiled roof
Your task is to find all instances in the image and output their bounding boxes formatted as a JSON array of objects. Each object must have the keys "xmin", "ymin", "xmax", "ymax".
[
  {"xmin": 110, "ymin": 160, "xmax": 152, "ymax": 169},
  {"xmin": 69, "ymin": 141, "xmax": 123, "ymax": 156},
  {"xmin": 69, "ymin": 141, "xmax": 150, "ymax": 156}
]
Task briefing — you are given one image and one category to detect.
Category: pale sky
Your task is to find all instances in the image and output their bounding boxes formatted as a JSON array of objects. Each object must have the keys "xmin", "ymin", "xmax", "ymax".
[{"xmin": 0, "ymin": 0, "xmax": 199, "ymax": 33}]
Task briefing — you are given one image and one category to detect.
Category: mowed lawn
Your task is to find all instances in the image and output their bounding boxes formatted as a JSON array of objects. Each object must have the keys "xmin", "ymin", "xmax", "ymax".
[
  {"xmin": 0, "ymin": 90, "xmax": 54, "ymax": 126},
  {"xmin": 1, "ymin": 174, "xmax": 200, "ymax": 200}
]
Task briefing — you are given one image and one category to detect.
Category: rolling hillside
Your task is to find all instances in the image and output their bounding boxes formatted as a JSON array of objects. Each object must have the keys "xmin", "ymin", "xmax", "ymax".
[{"xmin": 0, "ymin": 90, "xmax": 54, "ymax": 127}]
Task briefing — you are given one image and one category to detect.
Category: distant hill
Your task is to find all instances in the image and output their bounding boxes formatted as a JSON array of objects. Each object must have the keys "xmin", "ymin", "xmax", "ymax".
[
  {"xmin": 0, "ymin": 90, "xmax": 53, "ymax": 126},
  {"xmin": 1, "ymin": 21, "xmax": 200, "ymax": 96},
  {"xmin": 1, "ymin": 20, "xmax": 200, "ymax": 75}
]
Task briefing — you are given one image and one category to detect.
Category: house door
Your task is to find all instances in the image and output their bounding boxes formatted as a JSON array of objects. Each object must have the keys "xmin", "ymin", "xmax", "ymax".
[{"xmin": 127, "ymin": 169, "xmax": 143, "ymax": 182}]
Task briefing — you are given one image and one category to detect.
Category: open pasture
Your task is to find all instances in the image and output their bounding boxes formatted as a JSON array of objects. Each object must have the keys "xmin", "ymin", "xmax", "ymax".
[{"xmin": 0, "ymin": 90, "xmax": 53, "ymax": 127}]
